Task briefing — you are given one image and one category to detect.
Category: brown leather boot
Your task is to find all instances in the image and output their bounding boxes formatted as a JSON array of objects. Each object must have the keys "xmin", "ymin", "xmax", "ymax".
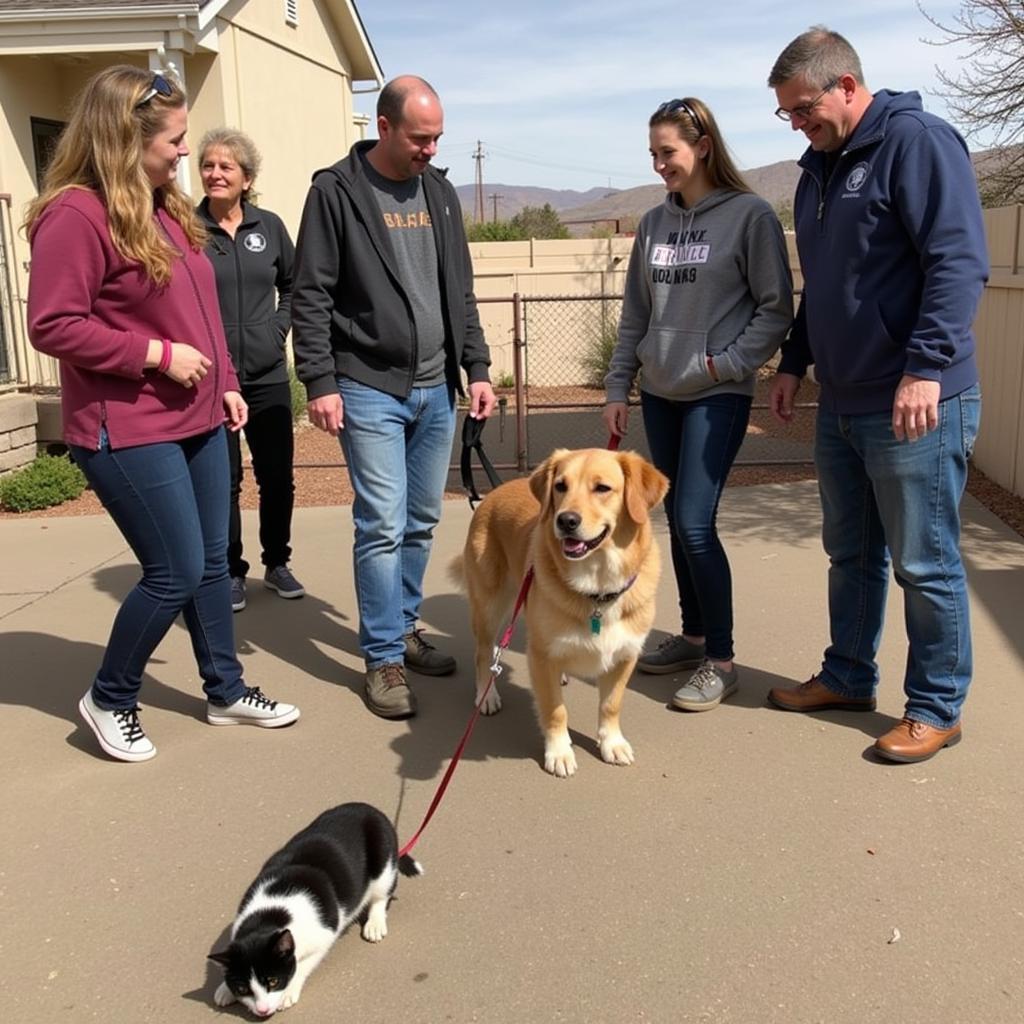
[
  {"xmin": 874, "ymin": 718, "xmax": 962, "ymax": 763},
  {"xmin": 767, "ymin": 676, "xmax": 876, "ymax": 712}
]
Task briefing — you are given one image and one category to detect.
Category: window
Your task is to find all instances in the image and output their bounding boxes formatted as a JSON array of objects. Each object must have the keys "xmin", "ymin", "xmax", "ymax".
[{"xmin": 31, "ymin": 118, "xmax": 65, "ymax": 191}]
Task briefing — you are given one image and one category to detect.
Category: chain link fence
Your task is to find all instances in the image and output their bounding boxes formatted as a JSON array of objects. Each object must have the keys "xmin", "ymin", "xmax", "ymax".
[{"xmin": 509, "ymin": 293, "xmax": 815, "ymax": 471}]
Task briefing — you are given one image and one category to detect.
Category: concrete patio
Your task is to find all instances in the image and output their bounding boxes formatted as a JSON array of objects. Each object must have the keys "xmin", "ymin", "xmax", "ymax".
[{"xmin": 2, "ymin": 480, "xmax": 1022, "ymax": 1023}]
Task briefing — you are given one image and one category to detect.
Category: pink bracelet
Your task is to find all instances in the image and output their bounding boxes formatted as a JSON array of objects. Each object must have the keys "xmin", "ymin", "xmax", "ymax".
[{"xmin": 157, "ymin": 339, "xmax": 172, "ymax": 374}]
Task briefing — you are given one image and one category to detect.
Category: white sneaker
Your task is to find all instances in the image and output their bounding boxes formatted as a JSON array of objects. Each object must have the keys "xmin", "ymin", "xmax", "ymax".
[
  {"xmin": 78, "ymin": 690, "xmax": 156, "ymax": 762},
  {"xmin": 206, "ymin": 686, "xmax": 300, "ymax": 728}
]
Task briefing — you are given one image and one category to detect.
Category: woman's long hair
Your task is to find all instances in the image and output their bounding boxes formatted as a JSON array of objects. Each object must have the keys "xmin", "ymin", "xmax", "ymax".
[
  {"xmin": 24, "ymin": 64, "xmax": 207, "ymax": 285},
  {"xmin": 649, "ymin": 96, "xmax": 751, "ymax": 196}
]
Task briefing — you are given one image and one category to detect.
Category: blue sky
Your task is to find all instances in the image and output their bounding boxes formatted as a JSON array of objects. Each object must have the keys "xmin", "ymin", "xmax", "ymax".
[{"xmin": 356, "ymin": 1, "xmax": 974, "ymax": 192}]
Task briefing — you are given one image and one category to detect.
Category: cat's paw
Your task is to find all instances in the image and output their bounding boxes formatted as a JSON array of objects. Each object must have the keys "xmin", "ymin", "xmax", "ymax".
[
  {"xmin": 213, "ymin": 981, "xmax": 236, "ymax": 1007},
  {"xmin": 279, "ymin": 986, "xmax": 302, "ymax": 1009},
  {"xmin": 362, "ymin": 905, "xmax": 388, "ymax": 942}
]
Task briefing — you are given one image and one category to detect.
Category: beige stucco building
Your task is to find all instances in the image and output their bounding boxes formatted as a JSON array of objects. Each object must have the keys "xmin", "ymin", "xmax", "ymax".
[{"xmin": 0, "ymin": 0, "xmax": 383, "ymax": 388}]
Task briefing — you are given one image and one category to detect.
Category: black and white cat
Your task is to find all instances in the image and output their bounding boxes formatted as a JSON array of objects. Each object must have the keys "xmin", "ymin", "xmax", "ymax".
[{"xmin": 208, "ymin": 802, "xmax": 421, "ymax": 1016}]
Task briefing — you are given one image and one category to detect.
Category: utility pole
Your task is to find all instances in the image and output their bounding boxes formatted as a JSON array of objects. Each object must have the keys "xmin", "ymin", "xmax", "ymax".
[
  {"xmin": 473, "ymin": 140, "xmax": 485, "ymax": 224},
  {"xmin": 488, "ymin": 192, "xmax": 504, "ymax": 222}
]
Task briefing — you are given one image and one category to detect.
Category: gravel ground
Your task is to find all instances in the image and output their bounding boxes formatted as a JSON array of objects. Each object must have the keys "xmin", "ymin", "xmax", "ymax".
[{"xmin": 4, "ymin": 380, "xmax": 1023, "ymax": 540}]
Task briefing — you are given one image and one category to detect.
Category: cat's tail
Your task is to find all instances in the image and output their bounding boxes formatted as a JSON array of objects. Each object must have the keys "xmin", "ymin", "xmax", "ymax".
[{"xmin": 398, "ymin": 854, "xmax": 424, "ymax": 878}]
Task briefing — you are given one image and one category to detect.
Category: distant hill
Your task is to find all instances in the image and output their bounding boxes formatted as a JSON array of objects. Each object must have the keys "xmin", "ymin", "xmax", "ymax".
[
  {"xmin": 458, "ymin": 148, "xmax": 1009, "ymax": 234},
  {"xmin": 453, "ymin": 183, "xmax": 619, "ymax": 222}
]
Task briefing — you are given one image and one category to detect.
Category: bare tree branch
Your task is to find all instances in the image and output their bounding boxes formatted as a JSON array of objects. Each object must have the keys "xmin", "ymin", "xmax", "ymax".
[{"xmin": 918, "ymin": 2, "xmax": 1024, "ymax": 200}]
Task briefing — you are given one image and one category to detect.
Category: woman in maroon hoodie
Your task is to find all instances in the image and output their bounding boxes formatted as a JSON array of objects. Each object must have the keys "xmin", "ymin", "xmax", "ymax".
[{"xmin": 26, "ymin": 65, "xmax": 300, "ymax": 762}]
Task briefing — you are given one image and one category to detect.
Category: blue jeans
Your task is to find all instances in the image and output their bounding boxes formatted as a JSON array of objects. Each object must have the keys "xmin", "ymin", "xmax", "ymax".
[
  {"xmin": 641, "ymin": 391, "xmax": 752, "ymax": 661},
  {"xmin": 337, "ymin": 378, "xmax": 456, "ymax": 667},
  {"xmin": 814, "ymin": 384, "xmax": 981, "ymax": 728},
  {"xmin": 70, "ymin": 427, "xmax": 247, "ymax": 710}
]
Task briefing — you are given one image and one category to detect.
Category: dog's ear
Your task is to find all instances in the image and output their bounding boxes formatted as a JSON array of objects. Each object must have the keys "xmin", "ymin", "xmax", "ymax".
[
  {"xmin": 620, "ymin": 451, "xmax": 669, "ymax": 524},
  {"xmin": 529, "ymin": 449, "xmax": 567, "ymax": 517}
]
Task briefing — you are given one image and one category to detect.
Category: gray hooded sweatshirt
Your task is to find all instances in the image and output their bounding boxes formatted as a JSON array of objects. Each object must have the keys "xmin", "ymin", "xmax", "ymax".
[{"xmin": 605, "ymin": 189, "xmax": 793, "ymax": 404}]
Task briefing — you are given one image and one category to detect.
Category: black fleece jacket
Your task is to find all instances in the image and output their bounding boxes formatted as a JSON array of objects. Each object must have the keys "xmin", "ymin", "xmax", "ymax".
[
  {"xmin": 290, "ymin": 141, "xmax": 491, "ymax": 400},
  {"xmin": 197, "ymin": 198, "xmax": 294, "ymax": 388}
]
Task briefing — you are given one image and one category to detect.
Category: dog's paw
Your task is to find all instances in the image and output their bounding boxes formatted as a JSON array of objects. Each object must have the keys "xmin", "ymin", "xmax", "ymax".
[
  {"xmin": 599, "ymin": 731, "xmax": 635, "ymax": 766},
  {"xmin": 543, "ymin": 735, "xmax": 577, "ymax": 777},
  {"xmin": 477, "ymin": 685, "xmax": 502, "ymax": 715},
  {"xmin": 213, "ymin": 982, "xmax": 236, "ymax": 1007}
]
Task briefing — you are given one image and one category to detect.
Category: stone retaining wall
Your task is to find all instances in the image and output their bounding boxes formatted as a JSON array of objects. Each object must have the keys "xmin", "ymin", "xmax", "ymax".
[{"xmin": 0, "ymin": 394, "xmax": 39, "ymax": 474}]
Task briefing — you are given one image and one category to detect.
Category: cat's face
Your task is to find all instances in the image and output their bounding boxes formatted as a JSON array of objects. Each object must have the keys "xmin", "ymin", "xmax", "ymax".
[{"xmin": 210, "ymin": 928, "xmax": 297, "ymax": 1017}]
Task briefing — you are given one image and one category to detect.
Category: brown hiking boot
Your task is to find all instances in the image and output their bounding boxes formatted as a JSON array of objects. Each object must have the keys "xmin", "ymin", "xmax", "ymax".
[{"xmin": 364, "ymin": 663, "xmax": 417, "ymax": 719}]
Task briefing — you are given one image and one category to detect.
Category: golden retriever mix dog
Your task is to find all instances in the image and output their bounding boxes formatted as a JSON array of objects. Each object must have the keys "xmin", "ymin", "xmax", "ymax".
[{"xmin": 451, "ymin": 448, "xmax": 668, "ymax": 777}]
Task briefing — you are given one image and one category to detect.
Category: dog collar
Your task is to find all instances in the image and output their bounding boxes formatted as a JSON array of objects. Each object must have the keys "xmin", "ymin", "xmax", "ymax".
[
  {"xmin": 588, "ymin": 575, "xmax": 637, "ymax": 635},
  {"xmin": 587, "ymin": 574, "xmax": 638, "ymax": 605}
]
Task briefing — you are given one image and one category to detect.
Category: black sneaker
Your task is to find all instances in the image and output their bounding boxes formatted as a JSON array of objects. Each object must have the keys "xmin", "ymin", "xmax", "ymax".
[
  {"xmin": 230, "ymin": 576, "xmax": 247, "ymax": 612},
  {"xmin": 637, "ymin": 634, "xmax": 705, "ymax": 674}
]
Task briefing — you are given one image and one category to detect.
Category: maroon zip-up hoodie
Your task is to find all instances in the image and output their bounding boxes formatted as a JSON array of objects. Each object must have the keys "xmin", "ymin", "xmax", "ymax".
[{"xmin": 28, "ymin": 188, "xmax": 239, "ymax": 450}]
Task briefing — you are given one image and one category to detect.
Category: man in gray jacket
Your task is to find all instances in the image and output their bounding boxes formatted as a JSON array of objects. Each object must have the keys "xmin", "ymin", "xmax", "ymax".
[{"xmin": 292, "ymin": 75, "xmax": 496, "ymax": 719}]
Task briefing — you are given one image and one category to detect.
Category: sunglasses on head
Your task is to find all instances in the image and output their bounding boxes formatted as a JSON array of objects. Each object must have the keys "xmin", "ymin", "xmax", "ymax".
[
  {"xmin": 135, "ymin": 73, "xmax": 173, "ymax": 109},
  {"xmin": 654, "ymin": 98, "xmax": 706, "ymax": 137}
]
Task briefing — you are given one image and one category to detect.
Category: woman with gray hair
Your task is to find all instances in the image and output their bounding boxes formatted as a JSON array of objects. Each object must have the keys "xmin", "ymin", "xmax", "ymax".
[{"xmin": 197, "ymin": 128, "xmax": 303, "ymax": 611}]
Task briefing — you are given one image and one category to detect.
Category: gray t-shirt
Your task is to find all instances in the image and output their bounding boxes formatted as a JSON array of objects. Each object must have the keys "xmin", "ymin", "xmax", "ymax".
[{"xmin": 361, "ymin": 154, "xmax": 446, "ymax": 386}]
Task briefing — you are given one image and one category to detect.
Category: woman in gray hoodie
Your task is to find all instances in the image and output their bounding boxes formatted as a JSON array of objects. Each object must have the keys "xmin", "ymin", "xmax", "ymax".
[{"xmin": 603, "ymin": 96, "xmax": 793, "ymax": 712}]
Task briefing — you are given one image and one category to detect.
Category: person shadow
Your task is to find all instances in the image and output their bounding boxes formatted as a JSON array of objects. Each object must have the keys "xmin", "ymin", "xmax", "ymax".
[
  {"xmin": 0, "ymin": 630, "xmax": 209, "ymax": 758},
  {"xmin": 88, "ymin": 564, "xmax": 367, "ymax": 701}
]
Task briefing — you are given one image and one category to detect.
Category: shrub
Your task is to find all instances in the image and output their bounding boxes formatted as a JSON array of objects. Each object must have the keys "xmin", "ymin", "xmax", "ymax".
[
  {"xmin": 288, "ymin": 363, "xmax": 306, "ymax": 423},
  {"xmin": 579, "ymin": 303, "xmax": 621, "ymax": 388},
  {"xmin": 0, "ymin": 453, "xmax": 87, "ymax": 512},
  {"xmin": 495, "ymin": 370, "xmax": 515, "ymax": 389}
]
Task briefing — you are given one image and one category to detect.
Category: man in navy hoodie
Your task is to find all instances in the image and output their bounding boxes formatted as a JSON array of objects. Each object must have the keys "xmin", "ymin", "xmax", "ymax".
[{"xmin": 765, "ymin": 27, "xmax": 987, "ymax": 763}]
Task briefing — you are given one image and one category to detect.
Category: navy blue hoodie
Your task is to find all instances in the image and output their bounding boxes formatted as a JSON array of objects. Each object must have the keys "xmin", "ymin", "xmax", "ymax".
[{"xmin": 779, "ymin": 90, "xmax": 988, "ymax": 414}]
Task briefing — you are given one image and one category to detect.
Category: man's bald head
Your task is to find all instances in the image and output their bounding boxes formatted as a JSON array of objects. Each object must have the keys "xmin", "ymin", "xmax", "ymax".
[
  {"xmin": 377, "ymin": 76, "xmax": 440, "ymax": 127},
  {"xmin": 369, "ymin": 75, "xmax": 444, "ymax": 181}
]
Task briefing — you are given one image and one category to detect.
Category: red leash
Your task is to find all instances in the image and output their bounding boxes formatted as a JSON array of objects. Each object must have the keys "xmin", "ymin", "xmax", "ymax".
[
  {"xmin": 397, "ymin": 433, "xmax": 622, "ymax": 857},
  {"xmin": 398, "ymin": 567, "xmax": 534, "ymax": 858}
]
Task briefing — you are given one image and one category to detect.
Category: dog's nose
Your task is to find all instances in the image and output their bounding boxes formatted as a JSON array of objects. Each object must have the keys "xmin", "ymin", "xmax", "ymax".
[{"xmin": 556, "ymin": 511, "xmax": 581, "ymax": 533}]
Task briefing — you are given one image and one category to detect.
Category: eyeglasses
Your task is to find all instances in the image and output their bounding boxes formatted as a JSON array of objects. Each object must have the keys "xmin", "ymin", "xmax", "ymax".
[
  {"xmin": 774, "ymin": 80, "xmax": 838, "ymax": 122},
  {"xmin": 135, "ymin": 74, "xmax": 173, "ymax": 109},
  {"xmin": 654, "ymin": 98, "xmax": 706, "ymax": 137}
]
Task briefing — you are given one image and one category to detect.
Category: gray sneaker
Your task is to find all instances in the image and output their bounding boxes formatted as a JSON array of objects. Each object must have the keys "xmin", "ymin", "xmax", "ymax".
[
  {"xmin": 637, "ymin": 634, "xmax": 706, "ymax": 674},
  {"xmin": 230, "ymin": 576, "xmax": 246, "ymax": 612},
  {"xmin": 206, "ymin": 686, "xmax": 300, "ymax": 727},
  {"xmin": 365, "ymin": 663, "xmax": 417, "ymax": 719},
  {"xmin": 671, "ymin": 659, "xmax": 739, "ymax": 712},
  {"xmin": 404, "ymin": 628, "xmax": 456, "ymax": 676},
  {"xmin": 264, "ymin": 565, "xmax": 305, "ymax": 599}
]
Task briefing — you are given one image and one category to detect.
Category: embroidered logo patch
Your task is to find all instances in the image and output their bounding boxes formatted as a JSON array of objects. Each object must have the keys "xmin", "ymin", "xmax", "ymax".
[
  {"xmin": 244, "ymin": 232, "xmax": 267, "ymax": 253},
  {"xmin": 843, "ymin": 162, "xmax": 870, "ymax": 195}
]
